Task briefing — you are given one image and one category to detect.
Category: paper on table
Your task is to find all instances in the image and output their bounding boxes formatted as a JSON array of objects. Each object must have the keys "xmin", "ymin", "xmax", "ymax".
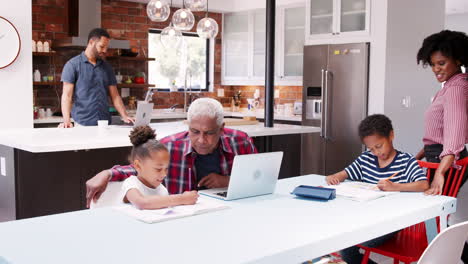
[
  {"xmin": 328, "ymin": 182, "xmax": 398, "ymax": 202},
  {"xmin": 113, "ymin": 196, "xmax": 230, "ymax": 223}
]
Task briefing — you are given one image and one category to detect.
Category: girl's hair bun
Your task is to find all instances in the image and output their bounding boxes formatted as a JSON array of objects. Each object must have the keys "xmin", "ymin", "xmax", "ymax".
[{"xmin": 129, "ymin": 126, "xmax": 156, "ymax": 147}]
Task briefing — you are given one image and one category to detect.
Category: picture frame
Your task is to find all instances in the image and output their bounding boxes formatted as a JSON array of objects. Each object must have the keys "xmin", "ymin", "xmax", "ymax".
[{"xmin": 0, "ymin": 16, "xmax": 21, "ymax": 69}]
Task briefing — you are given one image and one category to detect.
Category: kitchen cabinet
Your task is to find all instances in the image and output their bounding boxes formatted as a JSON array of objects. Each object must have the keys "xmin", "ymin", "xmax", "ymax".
[
  {"xmin": 223, "ymin": 12, "xmax": 250, "ymax": 81},
  {"xmin": 278, "ymin": 4, "xmax": 305, "ymax": 82},
  {"xmin": 0, "ymin": 145, "xmax": 131, "ymax": 220},
  {"xmin": 305, "ymin": 0, "xmax": 370, "ymax": 44},
  {"xmin": 222, "ymin": 3, "xmax": 305, "ymax": 86}
]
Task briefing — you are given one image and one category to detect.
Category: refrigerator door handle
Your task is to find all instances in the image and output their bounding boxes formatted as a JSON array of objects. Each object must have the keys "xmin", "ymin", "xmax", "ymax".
[
  {"xmin": 323, "ymin": 70, "xmax": 330, "ymax": 140},
  {"xmin": 320, "ymin": 69, "xmax": 325, "ymax": 138}
]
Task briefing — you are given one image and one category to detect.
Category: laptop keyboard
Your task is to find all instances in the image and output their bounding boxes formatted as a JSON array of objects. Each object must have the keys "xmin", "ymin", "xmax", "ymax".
[{"xmin": 215, "ymin": 191, "xmax": 228, "ymax": 197}]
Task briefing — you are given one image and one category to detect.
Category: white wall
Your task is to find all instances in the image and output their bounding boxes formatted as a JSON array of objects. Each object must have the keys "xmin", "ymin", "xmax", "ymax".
[
  {"xmin": 367, "ymin": 0, "xmax": 388, "ymax": 115},
  {"xmin": 446, "ymin": 12, "xmax": 468, "ymax": 32},
  {"xmin": 0, "ymin": 0, "xmax": 33, "ymax": 129},
  {"xmin": 382, "ymin": 0, "xmax": 445, "ymax": 154}
]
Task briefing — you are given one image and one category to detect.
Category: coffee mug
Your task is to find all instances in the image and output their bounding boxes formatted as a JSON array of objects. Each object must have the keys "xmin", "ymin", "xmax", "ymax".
[{"xmin": 97, "ymin": 120, "xmax": 108, "ymax": 128}]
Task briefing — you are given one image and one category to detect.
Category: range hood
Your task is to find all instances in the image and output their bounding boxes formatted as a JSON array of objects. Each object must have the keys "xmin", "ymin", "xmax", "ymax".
[{"xmin": 54, "ymin": 0, "xmax": 130, "ymax": 49}]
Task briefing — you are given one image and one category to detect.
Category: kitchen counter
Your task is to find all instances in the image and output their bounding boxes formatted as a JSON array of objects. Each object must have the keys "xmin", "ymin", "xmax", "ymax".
[
  {"xmin": 33, "ymin": 109, "xmax": 302, "ymax": 124},
  {"xmin": 0, "ymin": 121, "xmax": 318, "ymax": 153}
]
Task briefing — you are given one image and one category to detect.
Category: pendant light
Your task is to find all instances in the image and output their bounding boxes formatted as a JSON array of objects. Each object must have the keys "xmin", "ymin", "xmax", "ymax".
[
  {"xmin": 185, "ymin": 0, "xmax": 207, "ymax": 11},
  {"xmin": 147, "ymin": 0, "xmax": 170, "ymax": 22},
  {"xmin": 160, "ymin": 0, "xmax": 182, "ymax": 49},
  {"xmin": 196, "ymin": 0, "xmax": 218, "ymax": 39},
  {"xmin": 172, "ymin": 1, "xmax": 195, "ymax": 31}
]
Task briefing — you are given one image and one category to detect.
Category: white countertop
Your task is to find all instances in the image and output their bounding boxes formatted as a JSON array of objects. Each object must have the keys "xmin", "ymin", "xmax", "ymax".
[
  {"xmin": 0, "ymin": 121, "xmax": 319, "ymax": 153},
  {"xmin": 34, "ymin": 109, "xmax": 301, "ymax": 124}
]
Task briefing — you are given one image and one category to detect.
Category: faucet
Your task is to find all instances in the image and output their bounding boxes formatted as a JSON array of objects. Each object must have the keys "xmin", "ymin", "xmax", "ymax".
[{"xmin": 144, "ymin": 88, "xmax": 158, "ymax": 103}]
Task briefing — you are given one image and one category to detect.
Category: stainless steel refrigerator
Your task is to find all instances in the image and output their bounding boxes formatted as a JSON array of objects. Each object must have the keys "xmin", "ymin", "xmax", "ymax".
[{"xmin": 301, "ymin": 43, "xmax": 369, "ymax": 176}]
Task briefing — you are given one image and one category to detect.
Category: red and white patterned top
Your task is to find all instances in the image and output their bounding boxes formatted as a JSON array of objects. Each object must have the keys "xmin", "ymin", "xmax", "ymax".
[{"xmin": 423, "ymin": 73, "xmax": 468, "ymax": 159}]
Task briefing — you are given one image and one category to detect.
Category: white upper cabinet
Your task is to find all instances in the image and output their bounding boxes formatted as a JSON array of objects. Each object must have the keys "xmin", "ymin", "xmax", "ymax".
[
  {"xmin": 279, "ymin": 4, "xmax": 305, "ymax": 81},
  {"xmin": 222, "ymin": 3, "xmax": 305, "ymax": 86},
  {"xmin": 306, "ymin": 0, "xmax": 370, "ymax": 44},
  {"xmin": 223, "ymin": 12, "xmax": 250, "ymax": 80},
  {"xmin": 253, "ymin": 10, "xmax": 266, "ymax": 79}
]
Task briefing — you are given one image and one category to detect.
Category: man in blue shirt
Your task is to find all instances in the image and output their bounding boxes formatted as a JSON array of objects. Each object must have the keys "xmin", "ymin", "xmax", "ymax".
[{"xmin": 60, "ymin": 28, "xmax": 134, "ymax": 127}]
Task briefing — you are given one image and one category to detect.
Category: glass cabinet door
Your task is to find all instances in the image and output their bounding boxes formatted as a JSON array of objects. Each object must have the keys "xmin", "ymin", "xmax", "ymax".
[
  {"xmin": 309, "ymin": 0, "xmax": 334, "ymax": 35},
  {"xmin": 224, "ymin": 13, "xmax": 249, "ymax": 78},
  {"xmin": 284, "ymin": 6, "xmax": 304, "ymax": 77},
  {"xmin": 340, "ymin": 0, "xmax": 367, "ymax": 32},
  {"xmin": 253, "ymin": 10, "xmax": 266, "ymax": 78}
]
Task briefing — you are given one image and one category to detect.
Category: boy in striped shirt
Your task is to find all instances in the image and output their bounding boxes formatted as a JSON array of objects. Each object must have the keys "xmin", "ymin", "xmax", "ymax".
[
  {"xmin": 326, "ymin": 114, "xmax": 429, "ymax": 192},
  {"xmin": 326, "ymin": 114, "xmax": 429, "ymax": 264}
]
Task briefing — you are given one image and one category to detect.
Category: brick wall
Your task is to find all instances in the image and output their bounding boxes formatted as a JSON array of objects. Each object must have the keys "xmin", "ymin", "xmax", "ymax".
[
  {"xmin": 232, "ymin": 86, "xmax": 302, "ymax": 109},
  {"xmin": 32, "ymin": 0, "xmax": 301, "ymax": 112}
]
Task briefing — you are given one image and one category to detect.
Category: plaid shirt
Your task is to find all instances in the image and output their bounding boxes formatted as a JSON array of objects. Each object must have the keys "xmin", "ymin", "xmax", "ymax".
[{"xmin": 110, "ymin": 128, "xmax": 258, "ymax": 194}]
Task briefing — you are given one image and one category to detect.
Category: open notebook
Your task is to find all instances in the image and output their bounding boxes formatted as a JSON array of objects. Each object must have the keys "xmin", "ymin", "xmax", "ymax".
[
  {"xmin": 113, "ymin": 196, "xmax": 230, "ymax": 223},
  {"xmin": 327, "ymin": 182, "xmax": 398, "ymax": 202}
]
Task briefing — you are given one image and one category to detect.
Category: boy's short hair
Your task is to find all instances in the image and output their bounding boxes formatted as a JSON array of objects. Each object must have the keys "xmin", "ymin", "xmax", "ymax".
[{"xmin": 358, "ymin": 114, "xmax": 393, "ymax": 139}]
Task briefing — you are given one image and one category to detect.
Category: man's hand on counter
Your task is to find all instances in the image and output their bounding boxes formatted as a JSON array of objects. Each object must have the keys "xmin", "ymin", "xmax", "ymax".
[
  {"xmin": 86, "ymin": 170, "xmax": 112, "ymax": 208},
  {"xmin": 58, "ymin": 120, "xmax": 74, "ymax": 128},
  {"xmin": 122, "ymin": 115, "xmax": 135, "ymax": 124}
]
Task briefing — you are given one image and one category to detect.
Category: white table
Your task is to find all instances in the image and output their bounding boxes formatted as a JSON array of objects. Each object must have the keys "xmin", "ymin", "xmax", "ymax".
[{"xmin": 0, "ymin": 175, "xmax": 455, "ymax": 264}]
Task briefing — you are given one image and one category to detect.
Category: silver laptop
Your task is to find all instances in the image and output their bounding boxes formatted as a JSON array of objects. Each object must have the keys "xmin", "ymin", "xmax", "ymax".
[
  {"xmin": 118, "ymin": 101, "xmax": 153, "ymax": 127},
  {"xmin": 199, "ymin": 152, "xmax": 283, "ymax": 200}
]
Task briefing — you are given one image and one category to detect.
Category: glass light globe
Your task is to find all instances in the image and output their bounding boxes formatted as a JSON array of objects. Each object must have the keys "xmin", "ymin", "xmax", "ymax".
[
  {"xmin": 172, "ymin": 8, "xmax": 195, "ymax": 31},
  {"xmin": 147, "ymin": 0, "xmax": 170, "ymax": 22},
  {"xmin": 185, "ymin": 0, "xmax": 207, "ymax": 11},
  {"xmin": 160, "ymin": 24, "xmax": 182, "ymax": 49},
  {"xmin": 197, "ymin": 17, "xmax": 219, "ymax": 39}
]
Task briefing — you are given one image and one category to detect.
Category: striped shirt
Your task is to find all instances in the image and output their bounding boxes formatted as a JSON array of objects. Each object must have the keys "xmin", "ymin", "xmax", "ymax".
[
  {"xmin": 110, "ymin": 128, "xmax": 258, "ymax": 194},
  {"xmin": 423, "ymin": 73, "xmax": 468, "ymax": 160},
  {"xmin": 345, "ymin": 151, "xmax": 427, "ymax": 184}
]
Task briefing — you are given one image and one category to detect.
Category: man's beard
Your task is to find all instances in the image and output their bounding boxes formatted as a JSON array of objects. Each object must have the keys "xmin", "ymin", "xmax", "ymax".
[{"xmin": 93, "ymin": 46, "xmax": 104, "ymax": 59}]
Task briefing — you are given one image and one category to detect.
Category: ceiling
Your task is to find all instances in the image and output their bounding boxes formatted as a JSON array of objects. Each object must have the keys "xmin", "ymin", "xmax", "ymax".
[{"xmin": 128, "ymin": 0, "xmax": 468, "ymax": 14}]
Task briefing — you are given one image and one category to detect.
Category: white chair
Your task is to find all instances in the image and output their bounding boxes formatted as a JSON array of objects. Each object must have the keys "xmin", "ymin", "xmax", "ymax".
[
  {"xmin": 89, "ymin": 181, "xmax": 123, "ymax": 209},
  {"xmin": 418, "ymin": 221, "xmax": 468, "ymax": 264}
]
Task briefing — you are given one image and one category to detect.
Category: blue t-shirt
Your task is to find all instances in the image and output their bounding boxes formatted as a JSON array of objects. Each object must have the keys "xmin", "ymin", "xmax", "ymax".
[
  {"xmin": 61, "ymin": 52, "xmax": 117, "ymax": 126},
  {"xmin": 345, "ymin": 151, "xmax": 427, "ymax": 184}
]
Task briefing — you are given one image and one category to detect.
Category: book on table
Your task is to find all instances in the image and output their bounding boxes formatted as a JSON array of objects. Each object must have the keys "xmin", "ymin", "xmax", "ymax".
[
  {"xmin": 113, "ymin": 196, "xmax": 230, "ymax": 223},
  {"xmin": 327, "ymin": 181, "xmax": 398, "ymax": 202}
]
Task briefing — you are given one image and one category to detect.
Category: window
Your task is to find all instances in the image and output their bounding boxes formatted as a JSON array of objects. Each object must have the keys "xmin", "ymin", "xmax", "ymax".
[{"xmin": 148, "ymin": 29, "xmax": 210, "ymax": 91}]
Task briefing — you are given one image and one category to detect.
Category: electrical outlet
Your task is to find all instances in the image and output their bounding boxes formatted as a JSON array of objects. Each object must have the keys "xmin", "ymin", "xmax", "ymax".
[
  {"xmin": 121, "ymin": 88, "xmax": 130, "ymax": 98},
  {"xmin": 274, "ymin": 90, "xmax": 280, "ymax": 99},
  {"xmin": 401, "ymin": 96, "xmax": 411, "ymax": 108},
  {"xmin": 1, "ymin": 157, "xmax": 5, "ymax": 176},
  {"xmin": 217, "ymin": 88, "xmax": 224, "ymax": 97}
]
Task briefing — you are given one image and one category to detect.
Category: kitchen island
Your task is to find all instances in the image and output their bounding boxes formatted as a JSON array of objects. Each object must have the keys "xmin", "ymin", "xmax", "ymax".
[
  {"xmin": 0, "ymin": 122, "xmax": 318, "ymax": 221},
  {"xmin": 33, "ymin": 109, "xmax": 302, "ymax": 127}
]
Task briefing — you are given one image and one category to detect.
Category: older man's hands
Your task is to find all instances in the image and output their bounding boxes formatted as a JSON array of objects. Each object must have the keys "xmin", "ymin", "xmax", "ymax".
[
  {"xmin": 197, "ymin": 173, "xmax": 230, "ymax": 189},
  {"xmin": 86, "ymin": 170, "xmax": 112, "ymax": 208}
]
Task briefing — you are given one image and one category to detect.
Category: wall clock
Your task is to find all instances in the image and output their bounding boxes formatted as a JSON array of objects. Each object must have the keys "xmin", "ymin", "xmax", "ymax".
[{"xmin": 0, "ymin": 16, "xmax": 21, "ymax": 69}]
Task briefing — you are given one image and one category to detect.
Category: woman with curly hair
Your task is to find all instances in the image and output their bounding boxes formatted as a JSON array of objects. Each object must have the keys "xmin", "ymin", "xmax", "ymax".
[
  {"xmin": 415, "ymin": 30, "xmax": 468, "ymax": 194},
  {"xmin": 416, "ymin": 31, "xmax": 468, "ymax": 260}
]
